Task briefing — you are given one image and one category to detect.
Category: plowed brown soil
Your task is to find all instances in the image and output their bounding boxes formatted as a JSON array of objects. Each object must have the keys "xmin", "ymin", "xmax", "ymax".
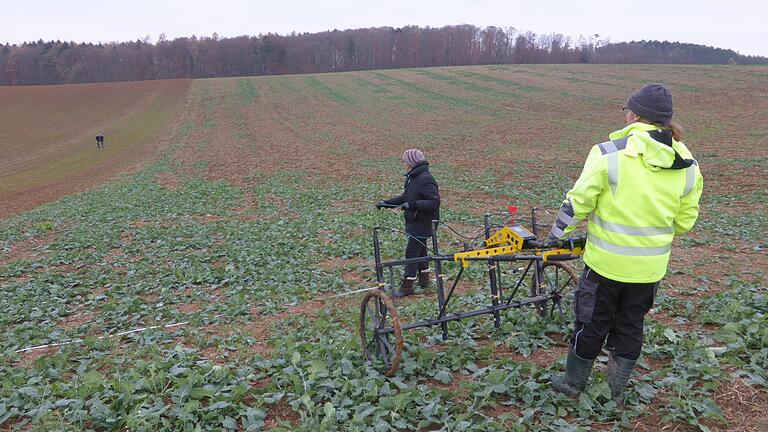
[{"xmin": 0, "ymin": 79, "xmax": 191, "ymax": 217}]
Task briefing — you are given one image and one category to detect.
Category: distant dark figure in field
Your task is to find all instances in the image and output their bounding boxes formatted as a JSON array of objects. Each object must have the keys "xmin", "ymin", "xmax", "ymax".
[{"xmin": 96, "ymin": 134, "xmax": 104, "ymax": 148}]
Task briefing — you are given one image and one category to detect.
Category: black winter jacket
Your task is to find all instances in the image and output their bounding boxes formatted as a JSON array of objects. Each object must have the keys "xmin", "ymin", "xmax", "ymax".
[{"xmin": 384, "ymin": 162, "xmax": 441, "ymax": 237}]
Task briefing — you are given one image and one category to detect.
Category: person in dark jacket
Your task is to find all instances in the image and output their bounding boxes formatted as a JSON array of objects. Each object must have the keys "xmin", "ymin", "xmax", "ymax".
[{"xmin": 376, "ymin": 149, "xmax": 441, "ymax": 298}]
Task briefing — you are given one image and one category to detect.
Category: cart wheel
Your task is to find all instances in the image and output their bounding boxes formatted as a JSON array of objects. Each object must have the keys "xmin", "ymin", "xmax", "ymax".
[
  {"xmin": 359, "ymin": 290, "xmax": 403, "ymax": 376},
  {"xmin": 541, "ymin": 262, "xmax": 578, "ymax": 320}
]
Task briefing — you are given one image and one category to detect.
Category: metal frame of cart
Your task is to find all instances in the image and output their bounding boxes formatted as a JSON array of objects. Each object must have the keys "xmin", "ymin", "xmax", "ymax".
[{"xmin": 359, "ymin": 208, "xmax": 581, "ymax": 376}]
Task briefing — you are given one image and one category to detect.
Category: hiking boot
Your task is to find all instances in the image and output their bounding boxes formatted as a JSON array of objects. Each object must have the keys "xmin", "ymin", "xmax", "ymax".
[
  {"xmin": 418, "ymin": 269, "xmax": 433, "ymax": 289},
  {"xmin": 393, "ymin": 277, "xmax": 416, "ymax": 298},
  {"xmin": 550, "ymin": 346, "xmax": 595, "ymax": 398},
  {"xmin": 607, "ymin": 350, "xmax": 637, "ymax": 407}
]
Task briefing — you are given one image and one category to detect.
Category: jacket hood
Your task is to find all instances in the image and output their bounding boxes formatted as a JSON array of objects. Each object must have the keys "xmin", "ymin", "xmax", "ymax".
[
  {"xmin": 609, "ymin": 122, "xmax": 691, "ymax": 170},
  {"xmin": 405, "ymin": 161, "xmax": 430, "ymax": 178}
]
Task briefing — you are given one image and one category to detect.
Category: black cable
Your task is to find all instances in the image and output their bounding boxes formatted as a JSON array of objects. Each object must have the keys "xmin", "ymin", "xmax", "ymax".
[
  {"xmin": 438, "ymin": 222, "xmax": 490, "ymax": 247},
  {"xmin": 374, "ymin": 227, "xmax": 440, "ymax": 255}
]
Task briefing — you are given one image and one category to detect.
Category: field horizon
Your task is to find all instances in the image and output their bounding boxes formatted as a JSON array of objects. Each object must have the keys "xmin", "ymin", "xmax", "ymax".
[{"xmin": 1, "ymin": 64, "xmax": 766, "ymax": 431}]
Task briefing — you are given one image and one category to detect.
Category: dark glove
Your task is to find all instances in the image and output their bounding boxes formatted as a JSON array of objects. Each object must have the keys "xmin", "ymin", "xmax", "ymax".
[
  {"xmin": 399, "ymin": 202, "xmax": 410, "ymax": 210},
  {"xmin": 376, "ymin": 201, "xmax": 387, "ymax": 210}
]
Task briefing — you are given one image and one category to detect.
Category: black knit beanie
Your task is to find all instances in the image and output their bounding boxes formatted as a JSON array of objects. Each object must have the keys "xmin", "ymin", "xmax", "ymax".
[{"xmin": 625, "ymin": 83, "xmax": 673, "ymax": 125}]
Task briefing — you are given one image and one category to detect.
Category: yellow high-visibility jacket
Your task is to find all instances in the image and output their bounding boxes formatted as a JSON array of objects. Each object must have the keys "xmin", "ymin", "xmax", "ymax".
[{"xmin": 550, "ymin": 122, "xmax": 703, "ymax": 283}]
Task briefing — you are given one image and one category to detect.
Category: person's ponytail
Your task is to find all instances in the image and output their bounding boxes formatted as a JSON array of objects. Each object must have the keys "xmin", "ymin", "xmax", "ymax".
[
  {"xmin": 645, "ymin": 119, "xmax": 684, "ymax": 141},
  {"xmin": 667, "ymin": 121, "xmax": 684, "ymax": 142}
]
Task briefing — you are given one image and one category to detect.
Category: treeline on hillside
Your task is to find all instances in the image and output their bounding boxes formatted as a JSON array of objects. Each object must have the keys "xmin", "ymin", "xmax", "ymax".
[
  {"xmin": 1, "ymin": 25, "xmax": 766, "ymax": 85},
  {"xmin": 595, "ymin": 40, "xmax": 763, "ymax": 64}
]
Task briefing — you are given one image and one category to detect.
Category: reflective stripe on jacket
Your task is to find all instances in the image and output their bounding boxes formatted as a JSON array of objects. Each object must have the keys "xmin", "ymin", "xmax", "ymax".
[{"xmin": 550, "ymin": 122, "xmax": 703, "ymax": 283}]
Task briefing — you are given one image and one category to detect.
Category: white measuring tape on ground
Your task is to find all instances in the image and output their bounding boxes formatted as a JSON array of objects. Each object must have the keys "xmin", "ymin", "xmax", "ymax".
[
  {"xmin": 11, "ymin": 321, "xmax": 192, "ymax": 354},
  {"xmin": 10, "ymin": 310, "xmax": 236, "ymax": 356},
  {"xmin": 332, "ymin": 284, "xmax": 388, "ymax": 298}
]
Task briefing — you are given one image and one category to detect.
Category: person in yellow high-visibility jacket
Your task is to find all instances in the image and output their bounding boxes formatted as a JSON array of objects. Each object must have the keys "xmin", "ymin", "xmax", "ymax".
[{"xmin": 549, "ymin": 83, "xmax": 703, "ymax": 407}]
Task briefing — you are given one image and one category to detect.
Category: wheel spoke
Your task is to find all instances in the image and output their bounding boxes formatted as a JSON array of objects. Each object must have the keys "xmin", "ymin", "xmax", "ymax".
[
  {"xmin": 366, "ymin": 297, "xmax": 392, "ymax": 360},
  {"xmin": 378, "ymin": 336, "xmax": 391, "ymax": 366},
  {"xmin": 363, "ymin": 306, "xmax": 376, "ymax": 356},
  {"xmin": 381, "ymin": 335, "xmax": 393, "ymax": 354},
  {"xmin": 551, "ymin": 297, "xmax": 565, "ymax": 319},
  {"xmin": 381, "ymin": 336, "xmax": 395, "ymax": 367},
  {"xmin": 542, "ymin": 271, "xmax": 553, "ymax": 292},
  {"xmin": 542, "ymin": 265, "xmax": 575, "ymax": 294},
  {"xmin": 375, "ymin": 299, "xmax": 386, "ymax": 329},
  {"xmin": 366, "ymin": 302, "xmax": 377, "ymax": 326}
]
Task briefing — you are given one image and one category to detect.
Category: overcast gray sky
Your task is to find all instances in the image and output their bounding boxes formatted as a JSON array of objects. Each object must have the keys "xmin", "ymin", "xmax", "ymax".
[{"xmin": 1, "ymin": 0, "xmax": 766, "ymax": 56}]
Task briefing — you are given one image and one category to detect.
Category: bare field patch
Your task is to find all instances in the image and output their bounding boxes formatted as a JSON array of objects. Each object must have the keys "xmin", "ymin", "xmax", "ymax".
[{"xmin": 0, "ymin": 79, "xmax": 191, "ymax": 217}]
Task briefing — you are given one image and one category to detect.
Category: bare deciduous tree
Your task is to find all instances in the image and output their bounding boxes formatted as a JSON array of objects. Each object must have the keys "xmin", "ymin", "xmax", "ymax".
[{"xmin": 0, "ymin": 26, "xmax": 763, "ymax": 85}]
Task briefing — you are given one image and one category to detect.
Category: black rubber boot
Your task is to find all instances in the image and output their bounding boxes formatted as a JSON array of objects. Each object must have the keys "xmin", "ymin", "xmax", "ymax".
[
  {"xmin": 607, "ymin": 351, "xmax": 637, "ymax": 407},
  {"xmin": 550, "ymin": 346, "xmax": 595, "ymax": 398},
  {"xmin": 418, "ymin": 269, "xmax": 432, "ymax": 289},
  {"xmin": 393, "ymin": 277, "xmax": 416, "ymax": 298}
]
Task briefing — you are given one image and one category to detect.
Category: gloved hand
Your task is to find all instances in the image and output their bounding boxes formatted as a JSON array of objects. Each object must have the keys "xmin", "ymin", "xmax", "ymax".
[
  {"xmin": 400, "ymin": 202, "xmax": 410, "ymax": 210},
  {"xmin": 376, "ymin": 201, "xmax": 387, "ymax": 210}
]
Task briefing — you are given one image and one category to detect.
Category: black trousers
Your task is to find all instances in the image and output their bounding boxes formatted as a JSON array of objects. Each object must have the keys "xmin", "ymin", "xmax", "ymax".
[
  {"xmin": 404, "ymin": 236, "xmax": 430, "ymax": 277},
  {"xmin": 571, "ymin": 265, "xmax": 657, "ymax": 360}
]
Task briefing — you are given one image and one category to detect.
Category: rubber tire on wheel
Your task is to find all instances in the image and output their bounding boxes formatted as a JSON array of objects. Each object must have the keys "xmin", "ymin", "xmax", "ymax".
[{"xmin": 359, "ymin": 290, "xmax": 403, "ymax": 377}]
